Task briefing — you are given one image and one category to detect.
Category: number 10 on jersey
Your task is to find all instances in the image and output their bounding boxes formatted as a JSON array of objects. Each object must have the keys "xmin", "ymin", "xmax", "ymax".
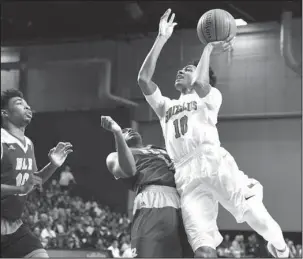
[{"xmin": 173, "ymin": 115, "xmax": 188, "ymax": 139}]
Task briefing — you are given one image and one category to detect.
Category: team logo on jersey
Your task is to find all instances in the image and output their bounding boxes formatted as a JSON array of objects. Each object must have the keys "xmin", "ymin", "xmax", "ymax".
[
  {"xmin": 15, "ymin": 158, "xmax": 33, "ymax": 170},
  {"xmin": 165, "ymin": 101, "xmax": 197, "ymax": 122},
  {"xmin": 8, "ymin": 145, "xmax": 16, "ymax": 150},
  {"xmin": 131, "ymin": 248, "xmax": 138, "ymax": 258}
]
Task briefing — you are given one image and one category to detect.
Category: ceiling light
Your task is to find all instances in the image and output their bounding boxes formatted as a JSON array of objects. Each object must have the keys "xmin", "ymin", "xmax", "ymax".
[{"xmin": 235, "ymin": 18, "xmax": 247, "ymax": 26}]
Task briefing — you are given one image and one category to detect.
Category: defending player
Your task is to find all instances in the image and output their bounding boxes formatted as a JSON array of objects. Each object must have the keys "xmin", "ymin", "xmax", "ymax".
[
  {"xmin": 1, "ymin": 89, "xmax": 73, "ymax": 258},
  {"xmin": 101, "ymin": 115, "xmax": 193, "ymax": 258},
  {"xmin": 137, "ymin": 8, "xmax": 289, "ymax": 258}
]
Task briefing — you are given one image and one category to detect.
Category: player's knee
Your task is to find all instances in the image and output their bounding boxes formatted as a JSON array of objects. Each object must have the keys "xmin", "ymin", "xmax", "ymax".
[{"xmin": 194, "ymin": 246, "xmax": 217, "ymax": 258}]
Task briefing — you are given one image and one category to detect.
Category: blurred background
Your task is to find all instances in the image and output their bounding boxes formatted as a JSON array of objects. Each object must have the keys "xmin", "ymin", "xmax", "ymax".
[{"xmin": 1, "ymin": 1, "xmax": 302, "ymax": 257}]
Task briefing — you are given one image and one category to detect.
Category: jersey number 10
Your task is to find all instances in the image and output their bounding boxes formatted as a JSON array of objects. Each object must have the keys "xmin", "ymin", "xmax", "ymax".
[{"xmin": 173, "ymin": 115, "xmax": 188, "ymax": 139}]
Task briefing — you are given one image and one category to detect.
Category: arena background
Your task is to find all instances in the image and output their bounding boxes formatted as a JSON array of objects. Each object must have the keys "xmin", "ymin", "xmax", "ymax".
[{"xmin": 1, "ymin": 1, "xmax": 302, "ymax": 257}]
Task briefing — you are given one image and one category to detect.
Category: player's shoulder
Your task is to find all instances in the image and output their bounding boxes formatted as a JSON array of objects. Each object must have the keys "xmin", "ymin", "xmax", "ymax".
[
  {"xmin": 1, "ymin": 128, "xmax": 9, "ymax": 143},
  {"xmin": 205, "ymin": 87, "xmax": 222, "ymax": 100},
  {"xmin": 210, "ymin": 87, "xmax": 222, "ymax": 96},
  {"xmin": 202, "ymin": 87, "xmax": 222, "ymax": 109},
  {"xmin": 106, "ymin": 152, "xmax": 118, "ymax": 163},
  {"xmin": 1, "ymin": 128, "xmax": 32, "ymax": 146}
]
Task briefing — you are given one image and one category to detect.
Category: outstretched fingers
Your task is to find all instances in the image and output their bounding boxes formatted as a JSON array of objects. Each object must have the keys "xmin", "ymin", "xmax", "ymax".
[{"xmin": 161, "ymin": 8, "xmax": 171, "ymax": 21}]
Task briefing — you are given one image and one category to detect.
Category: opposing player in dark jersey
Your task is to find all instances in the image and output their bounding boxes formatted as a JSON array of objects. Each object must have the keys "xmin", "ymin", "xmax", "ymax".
[
  {"xmin": 101, "ymin": 115, "xmax": 193, "ymax": 258},
  {"xmin": 1, "ymin": 89, "xmax": 73, "ymax": 258}
]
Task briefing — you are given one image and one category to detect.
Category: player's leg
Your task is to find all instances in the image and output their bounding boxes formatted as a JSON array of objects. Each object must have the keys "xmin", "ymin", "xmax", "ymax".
[
  {"xmin": 131, "ymin": 207, "xmax": 184, "ymax": 258},
  {"xmin": 242, "ymin": 196, "xmax": 289, "ymax": 258},
  {"xmin": 180, "ymin": 183, "xmax": 222, "ymax": 258},
  {"xmin": 214, "ymin": 148, "xmax": 288, "ymax": 258},
  {"xmin": 176, "ymin": 208, "xmax": 194, "ymax": 258},
  {"xmin": 1, "ymin": 224, "xmax": 48, "ymax": 258}
]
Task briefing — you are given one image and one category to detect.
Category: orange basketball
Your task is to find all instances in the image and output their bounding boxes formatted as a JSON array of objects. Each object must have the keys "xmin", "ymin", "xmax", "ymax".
[{"xmin": 197, "ymin": 9, "xmax": 237, "ymax": 44}]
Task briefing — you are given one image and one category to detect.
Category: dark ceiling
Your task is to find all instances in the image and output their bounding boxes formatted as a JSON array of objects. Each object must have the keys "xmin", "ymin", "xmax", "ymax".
[{"xmin": 1, "ymin": 1, "xmax": 302, "ymax": 46}]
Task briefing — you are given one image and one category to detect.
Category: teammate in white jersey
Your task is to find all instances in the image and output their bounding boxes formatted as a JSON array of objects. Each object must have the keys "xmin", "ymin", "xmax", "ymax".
[{"xmin": 137, "ymin": 8, "xmax": 289, "ymax": 258}]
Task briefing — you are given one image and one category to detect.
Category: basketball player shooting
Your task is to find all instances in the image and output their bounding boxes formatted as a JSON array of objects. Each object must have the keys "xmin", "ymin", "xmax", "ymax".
[
  {"xmin": 137, "ymin": 8, "xmax": 289, "ymax": 258},
  {"xmin": 101, "ymin": 115, "xmax": 193, "ymax": 258},
  {"xmin": 1, "ymin": 89, "xmax": 73, "ymax": 258}
]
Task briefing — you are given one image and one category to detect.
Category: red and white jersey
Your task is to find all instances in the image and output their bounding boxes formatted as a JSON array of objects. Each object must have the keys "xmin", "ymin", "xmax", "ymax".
[{"xmin": 144, "ymin": 87, "xmax": 222, "ymax": 162}]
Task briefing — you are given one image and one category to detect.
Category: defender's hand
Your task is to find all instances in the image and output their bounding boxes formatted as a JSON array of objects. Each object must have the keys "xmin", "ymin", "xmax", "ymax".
[
  {"xmin": 48, "ymin": 142, "xmax": 73, "ymax": 168},
  {"xmin": 158, "ymin": 9, "xmax": 177, "ymax": 40},
  {"xmin": 101, "ymin": 116, "xmax": 122, "ymax": 133}
]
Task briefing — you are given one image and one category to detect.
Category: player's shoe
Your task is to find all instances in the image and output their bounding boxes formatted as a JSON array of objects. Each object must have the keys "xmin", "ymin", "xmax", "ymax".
[{"xmin": 267, "ymin": 242, "xmax": 289, "ymax": 258}]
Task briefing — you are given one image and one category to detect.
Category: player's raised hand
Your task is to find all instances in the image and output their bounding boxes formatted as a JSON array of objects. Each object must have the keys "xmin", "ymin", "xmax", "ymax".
[
  {"xmin": 101, "ymin": 116, "xmax": 122, "ymax": 133},
  {"xmin": 48, "ymin": 142, "xmax": 73, "ymax": 168},
  {"xmin": 158, "ymin": 8, "xmax": 177, "ymax": 40},
  {"xmin": 209, "ymin": 37, "xmax": 235, "ymax": 53}
]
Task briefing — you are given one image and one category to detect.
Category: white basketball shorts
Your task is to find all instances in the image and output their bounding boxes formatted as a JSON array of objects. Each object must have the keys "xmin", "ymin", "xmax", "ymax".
[{"xmin": 174, "ymin": 144, "xmax": 263, "ymax": 252}]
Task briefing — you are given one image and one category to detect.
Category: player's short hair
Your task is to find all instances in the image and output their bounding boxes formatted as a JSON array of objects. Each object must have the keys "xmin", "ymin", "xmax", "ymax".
[
  {"xmin": 121, "ymin": 128, "xmax": 143, "ymax": 147},
  {"xmin": 190, "ymin": 60, "xmax": 217, "ymax": 87},
  {"xmin": 1, "ymin": 89, "xmax": 24, "ymax": 110}
]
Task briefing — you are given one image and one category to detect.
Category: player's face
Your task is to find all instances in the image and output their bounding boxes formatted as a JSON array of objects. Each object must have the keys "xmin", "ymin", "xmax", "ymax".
[
  {"xmin": 121, "ymin": 129, "xmax": 142, "ymax": 147},
  {"xmin": 4, "ymin": 97, "xmax": 33, "ymax": 127},
  {"xmin": 175, "ymin": 65, "xmax": 196, "ymax": 91}
]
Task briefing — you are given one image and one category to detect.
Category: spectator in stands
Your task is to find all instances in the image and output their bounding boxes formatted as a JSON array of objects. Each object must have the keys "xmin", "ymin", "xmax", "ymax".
[
  {"xmin": 217, "ymin": 234, "xmax": 232, "ymax": 257},
  {"xmin": 53, "ymin": 218, "xmax": 66, "ymax": 248},
  {"xmin": 33, "ymin": 226, "xmax": 41, "ymax": 239},
  {"xmin": 238, "ymin": 235, "xmax": 246, "ymax": 257},
  {"xmin": 230, "ymin": 235, "xmax": 242, "ymax": 258},
  {"xmin": 66, "ymin": 236, "xmax": 77, "ymax": 249},
  {"xmin": 40, "ymin": 221, "xmax": 57, "ymax": 248},
  {"xmin": 287, "ymin": 239, "xmax": 297, "ymax": 258},
  {"xmin": 95, "ymin": 238, "xmax": 106, "ymax": 251},
  {"xmin": 118, "ymin": 233, "xmax": 130, "ymax": 256},
  {"xmin": 59, "ymin": 165, "xmax": 76, "ymax": 191},
  {"xmin": 221, "ymin": 234, "xmax": 232, "ymax": 249},
  {"xmin": 74, "ymin": 222, "xmax": 87, "ymax": 246},
  {"xmin": 27, "ymin": 214, "xmax": 36, "ymax": 230},
  {"xmin": 296, "ymin": 244, "xmax": 302, "ymax": 258},
  {"xmin": 108, "ymin": 239, "xmax": 120, "ymax": 258},
  {"xmin": 122, "ymin": 246, "xmax": 132, "ymax": 258},
  {"xmin": 246, "ymin": 233, "xmax": 261, "ymax": 257}
]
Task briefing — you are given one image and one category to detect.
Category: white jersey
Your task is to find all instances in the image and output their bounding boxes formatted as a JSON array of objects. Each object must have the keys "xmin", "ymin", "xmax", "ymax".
[{"xmin": 145, "ymin": 87, "xmax": 222, "ymax": 162}]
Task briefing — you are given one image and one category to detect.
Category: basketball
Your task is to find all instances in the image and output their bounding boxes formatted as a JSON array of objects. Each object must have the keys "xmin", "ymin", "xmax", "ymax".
[{"xmin": 197, "ymin": 9, "xmax": 237, "ymax": 44}]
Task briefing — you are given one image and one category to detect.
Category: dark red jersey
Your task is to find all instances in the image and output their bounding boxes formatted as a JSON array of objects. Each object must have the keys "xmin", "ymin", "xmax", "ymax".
[
  {"xmin": 1, "ymin": 128, "xmax": 38, "ymax": 220},
  {"xmin": 121, "ymin": 145, "xmax": 176, "ymax": 193}
]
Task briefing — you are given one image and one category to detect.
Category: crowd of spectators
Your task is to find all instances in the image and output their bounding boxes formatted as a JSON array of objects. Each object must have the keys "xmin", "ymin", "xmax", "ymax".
[
  {"xmin": 217, "ymin": 233, "xmax": 302, "ymax": 258},
  {"xmin": 22, "ymin": 176, "xmax": 302, "ymax": 258},
  {"xmin": 22, "ymin": 180, "xmax": 132, "ymax": 257}
]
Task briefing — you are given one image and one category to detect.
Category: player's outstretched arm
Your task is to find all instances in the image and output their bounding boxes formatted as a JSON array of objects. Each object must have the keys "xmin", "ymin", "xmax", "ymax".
[
  {"xmin": 192, "ymin": 40, "xmax": 233, "ymax": 98},
  {"xmin": 101, "ymin": 116, "xmax": 137, "ymax": 178},
  {"xmin": 137, "ymin": 9, "xmax": 176, "ymax": 118},
  {"xmin": 137, "ymin": 8, "xmax": 177, "ymax": 95}
]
